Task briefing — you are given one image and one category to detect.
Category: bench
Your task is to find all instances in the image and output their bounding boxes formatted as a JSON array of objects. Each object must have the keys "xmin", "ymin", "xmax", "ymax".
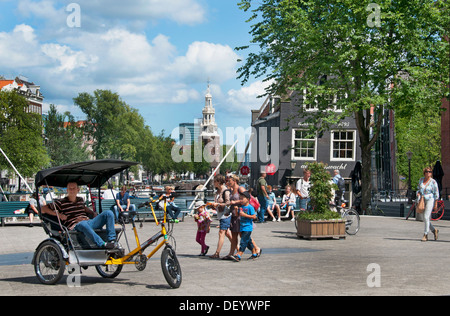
[
  {"xmin": 95, "ymin": 198, "xmax": 189, "ymax": 222},
  {"xmin": 0, "ymin": 201, "xmax": 32, "ymax": 227},
  {"xmin": 265, "ymin": 197, "xmax": 303, "ymax": 220}
]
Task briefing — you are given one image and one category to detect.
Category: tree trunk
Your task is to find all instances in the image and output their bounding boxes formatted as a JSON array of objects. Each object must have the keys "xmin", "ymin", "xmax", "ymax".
[{"xmin": 360, "ymin": 144, "xmax": 372, "ymax": 213}]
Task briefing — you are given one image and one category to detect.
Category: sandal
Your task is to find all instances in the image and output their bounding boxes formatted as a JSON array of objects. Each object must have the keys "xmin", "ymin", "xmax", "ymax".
[{"xmin": 209, "ymin": 252, "xmax": 220, "ymax": 259}]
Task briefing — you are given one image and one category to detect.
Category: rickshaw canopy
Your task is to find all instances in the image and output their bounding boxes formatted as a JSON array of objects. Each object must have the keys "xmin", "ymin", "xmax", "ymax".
[{"xmin": 35, "ymin": 159, "xmax": 138, "ymax": 188}]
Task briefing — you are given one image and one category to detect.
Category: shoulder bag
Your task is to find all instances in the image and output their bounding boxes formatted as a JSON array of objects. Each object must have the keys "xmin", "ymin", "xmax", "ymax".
[{"xmin": 416, "ymin": 180, "xmax": 432, "ymax": 214}]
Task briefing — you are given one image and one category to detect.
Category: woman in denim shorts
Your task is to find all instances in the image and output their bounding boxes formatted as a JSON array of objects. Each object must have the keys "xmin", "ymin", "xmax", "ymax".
[{"xmin": 209, "ymin": 175, "xmax": 232, "ymax": 258}]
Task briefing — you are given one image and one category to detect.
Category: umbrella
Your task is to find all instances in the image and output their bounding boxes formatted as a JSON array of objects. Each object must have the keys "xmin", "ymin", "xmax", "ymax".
[
  {"xmin": 433, "ymin": 160, "xmax": 444, "ymax": 199},
  {"xmin": 351, "ymin": 161, "xmax": 362, "ymax": 194},
  {"xmin": 351, "ymin": 161, "xmax": 362, "ymax": 214}
]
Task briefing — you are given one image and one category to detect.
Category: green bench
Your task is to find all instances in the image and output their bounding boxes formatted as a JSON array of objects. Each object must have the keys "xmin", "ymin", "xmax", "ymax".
[
  {"xmin": 94, "ymin": 198, "xmax": 189, "ymax": 222},
  {"xmin": 0, "ymin": 201, "xmax": 32, "ymax": 226}
]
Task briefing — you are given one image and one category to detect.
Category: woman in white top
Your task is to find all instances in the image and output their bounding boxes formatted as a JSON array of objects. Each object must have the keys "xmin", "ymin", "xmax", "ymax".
[
  {"xmin": 281, "ymin": 185, "xmax": 297, "ymax": 221},
  {"xmin": 417, "ymin": 167, "xmax": 440, "ymax": 241}
]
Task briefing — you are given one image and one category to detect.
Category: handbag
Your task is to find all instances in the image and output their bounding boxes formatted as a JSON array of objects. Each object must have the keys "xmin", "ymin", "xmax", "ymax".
[
  {"xmin": 416, "ymin": 179, "xmax": 432, "ymax": 214},
  {"xmin": 416, "ymin": 196, "xmax": 425, "ymax": 213}
]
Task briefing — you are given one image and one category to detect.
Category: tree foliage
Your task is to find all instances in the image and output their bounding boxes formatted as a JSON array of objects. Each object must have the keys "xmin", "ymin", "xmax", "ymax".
[
  {"xmin": 0, "ymin": 90, "xmax": 49, "ymax": 177},
  {"xmin": 44, "ymin": 104, "xmax": 90, "ymax": 167},
  {"xmin": 237, "ymin": 0, "xmax": 450, "ymax": 210}
]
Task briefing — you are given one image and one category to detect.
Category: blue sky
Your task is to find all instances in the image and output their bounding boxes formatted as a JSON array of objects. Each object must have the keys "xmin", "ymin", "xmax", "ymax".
[{"xmin": 0, "ymin": 0, "xmax": 269, "ymax": 150}]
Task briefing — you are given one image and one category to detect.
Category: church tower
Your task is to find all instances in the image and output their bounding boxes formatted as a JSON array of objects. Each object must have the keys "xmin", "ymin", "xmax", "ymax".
[{"xmin": 199, "ymin": 83, "xmax": 220, "ymax": 167}]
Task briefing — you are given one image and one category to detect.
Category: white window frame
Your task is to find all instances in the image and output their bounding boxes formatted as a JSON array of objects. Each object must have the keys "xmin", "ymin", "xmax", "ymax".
[
  {"xmin": 330, "ymin": 130, "xmax": 356, "ymax": 161},
  {"xmin": 291, "ymin": 128, "xmax": 317, "ymax": 161},
  {"xmin": 303, "ymin": 89, "xmax": 348, "ymax": 112}
]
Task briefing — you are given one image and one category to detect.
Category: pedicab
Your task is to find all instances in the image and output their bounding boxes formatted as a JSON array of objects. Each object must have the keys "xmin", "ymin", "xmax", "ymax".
[{"xmin": 31, "ymin": 159, "xmax": 182, "ymax": 288}]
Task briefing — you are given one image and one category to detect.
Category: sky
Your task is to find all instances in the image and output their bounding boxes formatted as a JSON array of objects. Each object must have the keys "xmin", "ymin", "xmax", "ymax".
[{"xmin": 0, "ymin": 0, "xmax": 270, "ymax": 151}]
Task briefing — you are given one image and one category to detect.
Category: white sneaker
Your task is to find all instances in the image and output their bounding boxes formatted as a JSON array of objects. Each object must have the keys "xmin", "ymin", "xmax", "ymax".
[
  {"xmin": 291, "ymin": 217, "xmax": 295, "ymax": 221},
  {"xmin": 277, "ymin": 218, "xmax": 281, "ymax": 222},
  {"xmin": 272, "ymin": 218, "xmax": 276, "ymax": 222}
]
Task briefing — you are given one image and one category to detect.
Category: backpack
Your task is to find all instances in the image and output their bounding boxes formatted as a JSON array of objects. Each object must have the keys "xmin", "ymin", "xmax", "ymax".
[
  {"xmin": 249, "ymin": 195, "xmax": 260, "ymax": 211},
  {"xmin": 337, "ymin": 176, "xmax": 345, "ymax": 191}
]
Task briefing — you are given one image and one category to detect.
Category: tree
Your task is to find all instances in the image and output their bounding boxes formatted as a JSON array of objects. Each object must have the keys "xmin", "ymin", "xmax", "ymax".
[
  {"xmin": 395, "ymin": 106, "xmax": 441, "ymax": 187},
  {"xmin": 0, "ymin": 90, "xmax": 49, "ymax": 178},
  {"xmin": 44, "ymin": 104, "xmax": 90, "ymax": 166},
  {"xmin": 74, "ymin": 89, "xmax": 145, "ymax": 162},
  {"xmin": 237, "ymin": 0, "xmax": 450, "ymax": 210}
]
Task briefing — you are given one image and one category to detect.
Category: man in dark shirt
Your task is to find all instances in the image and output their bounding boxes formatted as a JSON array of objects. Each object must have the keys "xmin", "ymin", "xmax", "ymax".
[{"xmin": 41, "ymin": 182, "xmax": 116, "ymax": 249}]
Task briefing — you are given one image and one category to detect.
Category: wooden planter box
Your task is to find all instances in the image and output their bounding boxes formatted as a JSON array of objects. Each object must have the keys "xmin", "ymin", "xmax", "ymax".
[{"xmin": 297, "ymin": 219, "xmax": 346, "ymax": 240}]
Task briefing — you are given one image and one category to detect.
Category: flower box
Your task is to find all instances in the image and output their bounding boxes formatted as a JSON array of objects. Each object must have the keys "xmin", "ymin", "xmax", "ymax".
[{"xmin": 296, "ymin": 219, "xmax": 346, "ymax": 240}]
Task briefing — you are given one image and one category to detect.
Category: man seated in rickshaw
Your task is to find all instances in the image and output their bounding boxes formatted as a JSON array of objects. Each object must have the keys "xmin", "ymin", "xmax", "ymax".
[{"xmin": 41, "ymin": 182, "xmax": 117, "ymax": 249}]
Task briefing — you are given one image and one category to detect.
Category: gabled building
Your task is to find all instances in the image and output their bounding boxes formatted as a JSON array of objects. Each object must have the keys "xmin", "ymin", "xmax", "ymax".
[
  {"xmin": 250, "ymin": 89, "xmax": 397, "ymax": 203},
  {"xmin": 0, "ymin": 76, "xmax": 44, "ymax": 115}
]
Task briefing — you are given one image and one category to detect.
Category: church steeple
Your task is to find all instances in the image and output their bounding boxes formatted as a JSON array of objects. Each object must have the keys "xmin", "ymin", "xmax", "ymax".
[{"xmin": 199, "ymin": 82, "xmax": 220, "ymax": 166}]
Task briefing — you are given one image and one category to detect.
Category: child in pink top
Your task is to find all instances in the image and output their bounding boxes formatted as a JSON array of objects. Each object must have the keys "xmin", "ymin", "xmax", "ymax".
[{"xmin": 194, "ymin": 201, "xmax": 211, "ymax": 256}]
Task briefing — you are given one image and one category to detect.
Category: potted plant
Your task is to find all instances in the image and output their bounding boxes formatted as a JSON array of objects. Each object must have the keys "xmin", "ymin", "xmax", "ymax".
[{"xmin": 296, "ymin": 162, "xmax": 346, "ymax": 239}]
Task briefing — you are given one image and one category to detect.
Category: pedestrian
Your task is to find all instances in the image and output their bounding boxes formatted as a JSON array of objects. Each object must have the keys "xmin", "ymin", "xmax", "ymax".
[
  {"xmin": 234, "ymin": 191, "xmax": 258, "ymax": 261},
  {"xmin": 222, "ymin": 174, "xmax": 245, "ymax": 260},
  {"xmin": 159, "ymin": 186, "xmax": 181, "ymax": 223},
  {"xmin": 266, "ymin": 185, "xmax": 281, "ymax": 222},
  {"xmin": 27, "ymin": 192, "xmax": 46, "ymax": 227},
  {"xmin": 417, "ymin": 167, "xmax": 440, "ymax": 242},
  {"xmin": 209, "ymin": 175, "xmax": 232, "ymax": 259},
  {"xmin": 113, "ymin": 186, "xmax": 136, "ymax": 220},
  {"xmin": 256, "ymin": 171, "xmax": 269, "ymax": 223},
  {"xmin": 296, "ymin": 169, "xmax": 311, "ymax": 210},
  {"xmin": 332, "ymin": 170, "xmax": 345, "ymax": 205},
  {"xmin": 281, "ymin": 185, "xmax": 297, "ymax": 221},
  {"xmin": 193, "ymin": 200, "xmax": 211, "ymax": 256}
]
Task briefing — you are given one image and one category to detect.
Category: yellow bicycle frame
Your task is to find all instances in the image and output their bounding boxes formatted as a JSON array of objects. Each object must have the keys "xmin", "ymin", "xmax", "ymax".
[{"xmin": 104, "ymin": 196, "xmax": 169, "ymax": 265}]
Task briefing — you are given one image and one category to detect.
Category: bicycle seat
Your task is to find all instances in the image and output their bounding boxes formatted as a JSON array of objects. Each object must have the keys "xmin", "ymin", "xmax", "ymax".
[{"xmin": 119, "ymin": 210, "xmax": 137, "ymax": 220}]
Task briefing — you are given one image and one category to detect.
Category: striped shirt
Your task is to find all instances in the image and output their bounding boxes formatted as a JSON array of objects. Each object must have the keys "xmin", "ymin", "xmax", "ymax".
[{"xmin": 48, "ymin": 196, "xmax": 89, "ymax": 230}]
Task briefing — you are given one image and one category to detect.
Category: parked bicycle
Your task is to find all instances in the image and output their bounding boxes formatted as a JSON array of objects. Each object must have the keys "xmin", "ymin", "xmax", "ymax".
[
  {"xmin": 406, "ymin": 198, "xmax": 444, "ymax": 221},
  {"xmin": 336, "ymin": 202, "xmax": 360, "ymax": 235}
]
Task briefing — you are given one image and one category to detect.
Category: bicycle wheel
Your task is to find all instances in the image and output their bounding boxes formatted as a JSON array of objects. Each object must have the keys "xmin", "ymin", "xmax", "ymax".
[
  {"xmin": 160, "ymin": 245, "xmax": 182, "ymax": 288},
  {"xmin": 343, "ymin": 209, "xmax": 360, "ymax": 235},
  {"xmin": 34, "ymin": 241, "xmax": 66, "ymax": 285},
  {"xmin": 431, "ymin": 200, "xmax": 445, "ymax": 221},
  {"xmin": 95, "ymin": 263, "xmax": 123, "ymax": 279},
  {"xmin": 406, "ymin": 203, "xmax": 416, "ymax": 220}
]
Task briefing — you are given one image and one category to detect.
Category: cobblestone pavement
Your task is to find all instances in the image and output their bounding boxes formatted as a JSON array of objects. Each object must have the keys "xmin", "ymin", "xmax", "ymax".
[{"xmin": 0, "ymin": 215, "xmax": 449, "ymax": 296}]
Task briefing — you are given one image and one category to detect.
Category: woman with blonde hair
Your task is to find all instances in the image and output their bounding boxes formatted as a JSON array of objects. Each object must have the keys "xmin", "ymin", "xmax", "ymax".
[{"xmin": 417, "ymin": 167, "xmax": 440, "ymax": 241}]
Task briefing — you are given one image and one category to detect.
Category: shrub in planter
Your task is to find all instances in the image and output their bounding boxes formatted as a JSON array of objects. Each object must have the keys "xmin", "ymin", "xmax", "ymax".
[
  {"xmin": 296, "ymin": 162, "xmax": 345, "ymax": 239},
  {"xmin": 296, "ymin": 161, "xmax": 339, "ymax": 221}
]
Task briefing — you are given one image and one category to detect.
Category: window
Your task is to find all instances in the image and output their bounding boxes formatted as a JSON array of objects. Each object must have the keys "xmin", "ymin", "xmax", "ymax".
[
  {"xmin": 292, "ymin": 129, "xmax": 316, "ymax": 160},
  {"xmin": 331, "ymin": 130, "xmax": 355, "ymax": 161}
]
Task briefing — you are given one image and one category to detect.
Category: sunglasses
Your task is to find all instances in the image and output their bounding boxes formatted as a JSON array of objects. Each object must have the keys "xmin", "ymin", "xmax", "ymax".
[{"xmin": 424, "ymin": 171, "xmax": 432, "ymax": 173}]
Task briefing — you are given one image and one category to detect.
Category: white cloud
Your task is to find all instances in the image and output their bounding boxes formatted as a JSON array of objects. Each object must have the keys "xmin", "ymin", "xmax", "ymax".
[
  {"xmin": 171, "ymin": 41, "xmax": 240, "ymax": 84},
  {"xmin": 16, "ymin": 0, "xmax": 206, "ymax": 31},
  {"xmin": 225, "ymin": 80, "xmax": 274, "ymax": 116},
  {"xmin": 0, "ymin": 24, "xmax": 47, "ymax": 68},
  {"xmin": 41, "ymin": 43, "xmax": 98, "ymax": 72}
]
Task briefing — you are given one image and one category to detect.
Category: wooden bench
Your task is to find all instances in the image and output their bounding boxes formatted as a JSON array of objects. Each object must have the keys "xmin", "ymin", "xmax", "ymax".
[{"xmin": 0, "ymin": 201, "xmax": 32, "ymax": 227}]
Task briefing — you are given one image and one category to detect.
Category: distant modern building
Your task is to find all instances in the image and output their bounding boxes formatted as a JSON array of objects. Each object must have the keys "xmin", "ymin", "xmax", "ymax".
[
  {"xmin": 0, "ymin": 76, "xmax": 43, "ymax": 115},
  {"xmin": 199, "ymin": 84, "xmax": 220, "ymax": 167},
  {"xmin": 179, "ymin": 119, "xmax": 201, "ymax": 146}
]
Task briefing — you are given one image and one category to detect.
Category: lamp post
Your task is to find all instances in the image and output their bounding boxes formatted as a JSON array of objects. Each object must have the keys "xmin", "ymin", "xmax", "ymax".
[
  {"xmin": 406, "ymin": 151, "xmax": 413, "ymax": 203},
  {"xmin": 290, "ymin": 160, "xmax": 297, "ymax": 185}
]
